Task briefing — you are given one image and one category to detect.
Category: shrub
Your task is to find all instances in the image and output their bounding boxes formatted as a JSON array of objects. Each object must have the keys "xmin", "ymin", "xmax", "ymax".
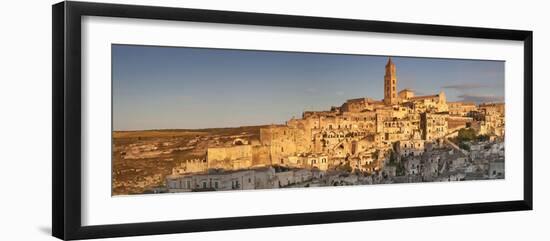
[{"xmin": 457, "ymin": 128, "xmax": 476, "ymax": 142}]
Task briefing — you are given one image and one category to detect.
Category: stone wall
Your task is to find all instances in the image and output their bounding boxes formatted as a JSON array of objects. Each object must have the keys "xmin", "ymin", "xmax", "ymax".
[
  {"xmin": 207, "ymin": 145, "xmax": 252, "ymax": 169},
  {"xmin": 251, "ymin": 145, "xmax": 271, "ymax": 166}
]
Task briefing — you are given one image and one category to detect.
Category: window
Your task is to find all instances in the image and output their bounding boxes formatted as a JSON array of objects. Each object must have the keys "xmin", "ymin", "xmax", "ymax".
[
  {"xmin": 214, "ymin": 182, "xmax": 219, "ymax": 189},
  {"xmin": 202, "ymin": 182, "xmax": 207, "ymax": 188}
]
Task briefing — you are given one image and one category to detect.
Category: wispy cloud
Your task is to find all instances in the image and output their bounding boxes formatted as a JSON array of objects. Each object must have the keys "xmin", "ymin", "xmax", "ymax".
[
  {"xmin": 443, "ymin": 83, "xmax": 501, "ymax": 90},
  {"xmin": 457, "ymin": 94, "xmax": 504, "ymax": 104},
  {"xmin": 411, "ymin": 90, "xmax": 429, "ymax": 96}
]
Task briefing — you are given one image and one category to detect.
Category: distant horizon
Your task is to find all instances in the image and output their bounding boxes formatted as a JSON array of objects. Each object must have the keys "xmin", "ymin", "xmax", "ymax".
[
  {"xmin": 112, "ymin": 100, "xmax": 506, "ymax": 132},
  {"xmin": 113, "ymin": 44, "xmax": 505, "ymax": 131},
  {"xmin": 113, "ymin": 124, "xmax": 277, "ymax": 132}
]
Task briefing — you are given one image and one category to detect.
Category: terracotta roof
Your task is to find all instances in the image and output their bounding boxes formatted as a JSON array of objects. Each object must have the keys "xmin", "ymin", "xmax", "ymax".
[
  {"xmin": 448, "ymin": 101, "xmax": 476, "ymax": 106},
  {"xmin": 410, "ymin": 94, "xmax": 439, "ymax": 100},
  {"xmin": 346, "ymin": 97, "xmax": 367, "ymax": 103}
]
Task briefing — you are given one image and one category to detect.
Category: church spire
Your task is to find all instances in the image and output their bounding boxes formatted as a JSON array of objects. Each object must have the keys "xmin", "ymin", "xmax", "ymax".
[
  {"xmin": 384, "ymin": 57, "xmax": 397, "ymax": 105},
  {"xmin": 386, "ymin": 57, "xmax": 394, "ymax": 67}
]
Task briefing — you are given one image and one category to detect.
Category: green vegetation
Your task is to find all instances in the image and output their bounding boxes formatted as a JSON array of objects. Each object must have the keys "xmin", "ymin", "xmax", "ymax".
[
  {"xmin": 387, "ymin": 150, "xmax": 405, "ymax": 176},
  {"xmin": 455, "ymin": 128, "xmax": 490, "ymax": 143},
  {"xmin": 452, "ymin": 128, "xmax": 490, "ymax": 151},
  {"xmin": 458, "ymin": 142, "xmax": 470, "ymax": 151},
  {"xmin": 388, "ymin": 150, "xmax": 397, "ymax": 165},
  {"xmin": 273, "ymin": 165, "xmax": 291, "ymax": 172},
  {"xmin": 338, "ymin": 161, "xmax": 353, "ymax": 173},
  {"xmin": 396, "ymin": 163, "xmax": 405, "ymax": 176},
  {"xmin": 456, "ymin": 128, "xmax": 476, "ymax": 142},
  {"xmin": 478, "ymin": 134, "xmax": 490, "ymax": 142}
]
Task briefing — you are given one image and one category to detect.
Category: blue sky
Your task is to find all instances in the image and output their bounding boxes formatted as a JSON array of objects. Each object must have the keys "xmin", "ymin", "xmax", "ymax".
[{"xmin": 112, "ymin": 44, "xmax": 504, "ymax": 131}]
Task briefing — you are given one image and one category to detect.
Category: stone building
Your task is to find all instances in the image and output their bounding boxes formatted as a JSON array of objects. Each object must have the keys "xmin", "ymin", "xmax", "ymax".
[
  {"xmin": 480, "ymin": 103, "xmax": 505, "ymax": 116},
  {"xmin": 172, "ymin": 158, "xmax": 207, "ymax": 174},
  {"xmin": 207, "ymin": 144, "xmax": 253, "ymax": 170},
  {"xmin": 448, "ymin": 101, "xmax": 477, "ymax": 116},
  {"xmin": 398, "ymin": 88, "xmax": 415, "ymax": 99},
  {"xmin": 421, "ymin": 112, "xmax": 448, "ymax": 141},
  {"xmin": 166, "ymin": 169, "xmax": 259, "ymax": 192},
  {"xmin": 168, "ymin": 57, "xmax": 504, "ymax": 187},
  {"xmin": 469, "ymin": 102, "xmax": 505, "ymax": 137},
  {"xmin": 395, "ymin": 138, "xmax": 425, "ymax": 157}
]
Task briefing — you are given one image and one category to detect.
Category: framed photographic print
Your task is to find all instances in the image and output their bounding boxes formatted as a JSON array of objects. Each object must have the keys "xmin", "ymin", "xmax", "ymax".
[{"xmin": 52, "ymin": 1, "xmax": 533, "ymax": 240}]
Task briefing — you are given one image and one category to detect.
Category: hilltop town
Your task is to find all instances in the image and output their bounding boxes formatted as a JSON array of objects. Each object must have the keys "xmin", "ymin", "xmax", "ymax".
[{"xmin": 112, "ymin": 57, "xmax": 505, "ymax": 195}]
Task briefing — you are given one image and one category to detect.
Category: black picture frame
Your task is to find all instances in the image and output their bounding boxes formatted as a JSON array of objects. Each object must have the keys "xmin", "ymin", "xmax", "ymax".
[{"xmin": 52, "ymin": 1, "xmax": 533, "ymax": 240}]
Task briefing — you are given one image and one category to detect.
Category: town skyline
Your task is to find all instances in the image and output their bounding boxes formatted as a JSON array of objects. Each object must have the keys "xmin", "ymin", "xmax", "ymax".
[
  {"xmin": 112, "ymin": 44, "xmax": 504, "ymax": 131},
  {"xmin": 112, "ymin": 54, "xmax": 505, "ymax": 195}
]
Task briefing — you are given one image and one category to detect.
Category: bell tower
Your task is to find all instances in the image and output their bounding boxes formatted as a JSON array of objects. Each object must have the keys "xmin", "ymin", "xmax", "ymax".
[{"xmin": 384, "ymin": 57, "xmax": 397, "ymax": 105}]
